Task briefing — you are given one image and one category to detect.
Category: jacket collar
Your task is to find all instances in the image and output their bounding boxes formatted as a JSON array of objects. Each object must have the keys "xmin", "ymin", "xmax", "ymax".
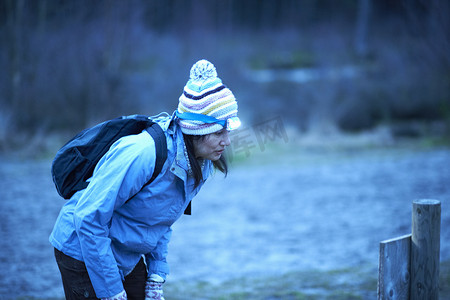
[{"xmin": 156, "ymin": 111, "xmax": 213, "ymax": 182}]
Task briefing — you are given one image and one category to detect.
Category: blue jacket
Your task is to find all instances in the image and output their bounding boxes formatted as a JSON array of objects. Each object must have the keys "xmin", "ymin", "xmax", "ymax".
[{"xmin": 49, "ymin": 114, "xmax": 212, "ymax": 298}]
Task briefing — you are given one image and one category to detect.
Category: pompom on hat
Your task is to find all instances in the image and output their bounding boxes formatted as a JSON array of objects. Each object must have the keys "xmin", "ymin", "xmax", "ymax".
[{"xmin": 177, "ymin": 59, "xmax": 240, "ymax": 135}]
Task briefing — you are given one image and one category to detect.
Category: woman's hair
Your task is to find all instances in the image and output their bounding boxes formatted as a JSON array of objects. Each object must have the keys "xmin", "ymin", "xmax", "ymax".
[{"xmin": 183, "ymin": 134, "xmax": 228, "ymax": 188}]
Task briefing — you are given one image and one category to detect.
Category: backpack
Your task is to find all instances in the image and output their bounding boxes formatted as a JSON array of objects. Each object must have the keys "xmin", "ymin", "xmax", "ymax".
[{"xmin": 51, "ymin": 114, "xmax": 168, "ymax": 200}]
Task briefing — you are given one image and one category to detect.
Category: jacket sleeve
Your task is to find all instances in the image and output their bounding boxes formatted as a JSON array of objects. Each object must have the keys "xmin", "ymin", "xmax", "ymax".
[
  {"xmin": 73, "ymin": 133, "xmax": 156, "ymax": 298},
  {"xmin": 145, "ymin": 227, "xmax": 172, "ymax": 279}
]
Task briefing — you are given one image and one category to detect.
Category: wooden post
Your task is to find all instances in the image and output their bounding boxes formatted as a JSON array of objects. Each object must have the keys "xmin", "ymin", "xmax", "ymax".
[
  {"xmin": 410, "ymin": 199, "xmax": 441, "ymax": 300},
  {"xmin": 378, "ymin": 234, "xmax": 411, "ymax": 300}
]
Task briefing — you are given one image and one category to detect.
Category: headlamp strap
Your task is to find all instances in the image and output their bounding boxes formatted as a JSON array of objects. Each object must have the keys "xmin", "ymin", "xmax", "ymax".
[{"xmin": 175, "ymin": 111, "xmax": 226, "ymax": 127}]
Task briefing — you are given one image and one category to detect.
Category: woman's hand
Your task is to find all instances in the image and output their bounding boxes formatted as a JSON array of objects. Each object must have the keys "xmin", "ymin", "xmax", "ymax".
[
  {"xmin": 101, "ymin": 290, "xmax": 127, "ymax": 300},
  {"xmin": 145, "ymin": 274, "xmax": 165, "ymax": 300}
]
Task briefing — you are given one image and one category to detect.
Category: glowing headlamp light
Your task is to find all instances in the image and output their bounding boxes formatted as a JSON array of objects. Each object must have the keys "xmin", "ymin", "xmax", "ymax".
[
  {"xmin": 176, "ymin": 111, "xmax": 241, "ymax": 131},
  {"xmin": 225, "ymin": 117, "xmax": 242, "ymax": 131}
]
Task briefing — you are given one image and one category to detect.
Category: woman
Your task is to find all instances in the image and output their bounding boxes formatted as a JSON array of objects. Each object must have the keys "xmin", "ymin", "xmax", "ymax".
[{"xmin": 49, "ymin": 59, "xmax": 240, "ymax": 300}]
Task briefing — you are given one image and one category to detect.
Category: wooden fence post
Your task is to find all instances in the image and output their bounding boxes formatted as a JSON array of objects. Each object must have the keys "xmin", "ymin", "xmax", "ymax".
[
  {"xmin": 378, "ymin": 234, "xmax": 411, "ymax": 299},
  {"xmin": 410, "ymin": 199, "xmax": 441, "ymax": 300}
]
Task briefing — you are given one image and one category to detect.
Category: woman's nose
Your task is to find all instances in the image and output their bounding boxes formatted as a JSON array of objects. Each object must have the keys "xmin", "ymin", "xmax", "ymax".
[{"xmin": 221, "ymin": 131, "xmax": 231, "ymax": 146}]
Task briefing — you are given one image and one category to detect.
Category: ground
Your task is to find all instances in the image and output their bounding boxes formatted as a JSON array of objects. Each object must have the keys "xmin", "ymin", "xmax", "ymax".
[{"xmin": 0, "ymin": 137, "xmax": 449, "ymax": 299}]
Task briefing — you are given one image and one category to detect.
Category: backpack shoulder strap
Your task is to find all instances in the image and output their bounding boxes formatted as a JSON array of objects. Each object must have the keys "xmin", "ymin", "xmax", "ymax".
[
  {"xmin": 145, "ymin": 122, "xmax": 192, "ymax": 215},
  {"xmin": 146, "ymin": 123, "xmax": 168, "ymax": 183},
  {"xmin": 146, "ymin": 122, "xmax": 191, "ymax": 215}
]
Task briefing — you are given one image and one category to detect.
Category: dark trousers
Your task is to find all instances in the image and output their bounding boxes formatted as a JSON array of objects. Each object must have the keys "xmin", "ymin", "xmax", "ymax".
[{"xmin": 54, "ymin": 248, "xmax": 147, "ymax": 299}]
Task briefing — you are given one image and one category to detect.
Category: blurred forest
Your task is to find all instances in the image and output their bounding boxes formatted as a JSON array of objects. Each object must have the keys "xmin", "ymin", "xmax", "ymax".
[{"xmin": 0, "ymin": 0, "xmax": 449, "ymax": 154}]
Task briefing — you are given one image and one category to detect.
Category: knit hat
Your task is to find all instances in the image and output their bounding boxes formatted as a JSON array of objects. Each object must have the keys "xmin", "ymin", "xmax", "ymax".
[{"xmin": 177, "ymin": 59, "xmax": 239, "ymax": 135}]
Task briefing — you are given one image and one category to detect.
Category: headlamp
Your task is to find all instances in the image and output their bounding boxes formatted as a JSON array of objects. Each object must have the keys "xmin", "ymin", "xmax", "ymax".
[
  {"xmin": 176, "ymin": 111, "xmax": 241, "ymax": 131},
  {"xmin": 226, "ymin": 117, "xmax": 241, "ymax": 131}
]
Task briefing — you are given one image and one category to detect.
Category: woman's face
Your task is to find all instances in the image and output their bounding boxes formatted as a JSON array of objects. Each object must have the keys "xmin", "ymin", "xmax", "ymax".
[{"xmin": 193, "ymin": 129, "xmax": 231, "ymax": 161}]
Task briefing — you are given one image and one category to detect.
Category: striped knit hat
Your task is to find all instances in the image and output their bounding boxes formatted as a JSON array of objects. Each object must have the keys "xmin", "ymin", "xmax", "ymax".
[{"xmin": 177, "ymin": 59, "xmax": 239, "ymax": 135}]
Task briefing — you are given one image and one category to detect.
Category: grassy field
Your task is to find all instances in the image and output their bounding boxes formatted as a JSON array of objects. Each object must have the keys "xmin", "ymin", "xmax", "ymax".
[
  {"xmin": 13, "ymin": 261, "xmax": 449, "ymax": 299},
  {"xmin": 164, "ymin": 260, "xmax": 450, "ymax": 299},
  {"xmin": 3, "ymin": 135, "xmax": 449, "ymax": 300}
]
